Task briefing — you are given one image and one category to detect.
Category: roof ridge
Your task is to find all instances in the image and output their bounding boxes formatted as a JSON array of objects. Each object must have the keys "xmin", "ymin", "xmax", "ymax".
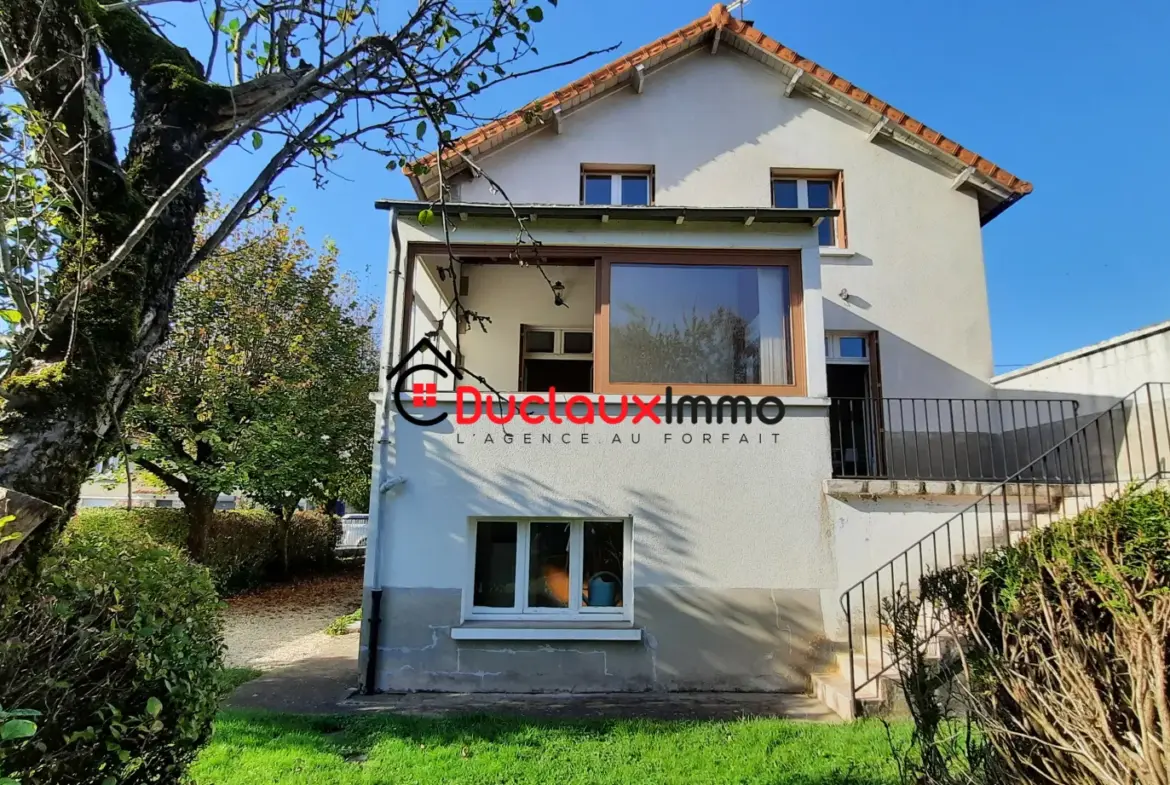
[{"xmin": 412, "ymin": 3, "xmax": 1030, "ymax": 202}]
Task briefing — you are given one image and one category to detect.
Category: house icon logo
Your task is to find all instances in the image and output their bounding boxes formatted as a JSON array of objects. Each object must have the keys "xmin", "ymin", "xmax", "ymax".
[{"xmin": 385, "ymin": 338, "xmax": 464, "ymax": 427}]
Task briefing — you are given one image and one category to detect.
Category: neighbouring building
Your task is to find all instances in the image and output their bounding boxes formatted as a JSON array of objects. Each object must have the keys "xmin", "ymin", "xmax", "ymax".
[
  {"xmin": 993, "ymin": 319, "xmax": 1170, "ymax": 415},
  {"xmin": 359, "ymin": 4, "xmax": 1169, "ymax": 717}
]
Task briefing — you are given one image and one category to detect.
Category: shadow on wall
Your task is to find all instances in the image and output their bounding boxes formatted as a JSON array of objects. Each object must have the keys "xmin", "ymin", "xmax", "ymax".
[
  {"xmin": 367, "ymin": 417, "xmax": 831, "ymax": 693},
  {"xmin": 823, "ymin": 301, "xmax": 1125, "ymax": 480},
  {"xmin": 644, "ymin": 52, "xmax": 877, "ymax": 202}
]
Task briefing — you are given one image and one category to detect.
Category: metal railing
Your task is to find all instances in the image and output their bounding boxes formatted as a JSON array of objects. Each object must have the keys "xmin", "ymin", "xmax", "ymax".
[
  {"xmin": 839, "ymin": 383, "xmax": 1170, "ymax": 708},
  {"xmin": 830, "ymin": 396, "xmax": 1080, "ymax": 481}
]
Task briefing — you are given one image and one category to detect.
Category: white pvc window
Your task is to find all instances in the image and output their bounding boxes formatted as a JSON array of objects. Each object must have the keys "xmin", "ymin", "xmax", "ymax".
[
  {"xmin": 825, "ymin": 332, "xmax": 869, "ymax": 365},
  {"xmin": 465, "ymin": 517, "xmax": 633, "ymax": 622},
  {"xmin": 581, "ymin": 171, "xmax": 652, "ymax": 206},
  {"xmin": 772, "ymin": 177, "xmax": 839, "ymax": 246}
]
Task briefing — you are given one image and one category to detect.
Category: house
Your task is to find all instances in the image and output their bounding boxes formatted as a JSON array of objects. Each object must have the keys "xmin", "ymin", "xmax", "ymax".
[{"xmin": 359, "ymin": 4, "xmax": 1169, "ymax": 717}]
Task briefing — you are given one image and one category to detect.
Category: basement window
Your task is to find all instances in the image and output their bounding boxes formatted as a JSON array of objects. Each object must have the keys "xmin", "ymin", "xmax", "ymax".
[
  {"xmin": 770, "ymin": 169, "xmax": 846, "ymax": 248},
  {"xmin": 466, "ymin": 518, "xmax": 632, "ymax": 623},
  {"xmin": 580, "ymin": 165, "xmax": 653, "ymax": 206}
]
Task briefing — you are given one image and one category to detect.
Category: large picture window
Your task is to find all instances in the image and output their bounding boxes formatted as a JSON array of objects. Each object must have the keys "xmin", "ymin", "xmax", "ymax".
[
  {"xmin": 467, "ymin": 518, "xmax": 631, "ymax": 622},
  {"xmin": 595, "ymin": 252, "xmax": 805, "ymax": 396}
]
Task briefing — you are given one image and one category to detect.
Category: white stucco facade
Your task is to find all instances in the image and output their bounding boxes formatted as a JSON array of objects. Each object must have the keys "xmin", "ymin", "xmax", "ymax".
[
  {"xmin": 457, "ymin": 49, "xmax": 995, "ymax": 399},
  {"xmin": 358, "ymin": 40, "xmax": 1052, "ymax": 699}
]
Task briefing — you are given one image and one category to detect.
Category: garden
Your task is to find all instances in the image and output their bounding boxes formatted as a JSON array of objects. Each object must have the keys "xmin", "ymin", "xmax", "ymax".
[{"xmin": 1, "ymin": 0, "xmax": 1168, "ymax": 780}]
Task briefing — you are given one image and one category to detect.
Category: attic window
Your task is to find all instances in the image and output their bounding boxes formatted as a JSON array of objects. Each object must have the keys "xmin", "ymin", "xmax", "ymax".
[
  {"xmin": 580, "ymin": 165, "xmax": 653, "ymax": 206},
  {"xmin": 771, "ymin": 169, "xmax": 846, "ymax": 248}
]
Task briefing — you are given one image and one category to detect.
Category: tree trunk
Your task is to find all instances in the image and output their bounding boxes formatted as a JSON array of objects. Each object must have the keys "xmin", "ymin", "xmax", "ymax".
[
  {"xmin": 176, "ymin": 489, "xmax": 217, "ymax": 562},
  {"xmin": 278, "ymin": 509, "xmax": 294, "ymax": 576},
  {"xmin": 0, "ymin": 0, "xmax": 222, "ymax": 571}
]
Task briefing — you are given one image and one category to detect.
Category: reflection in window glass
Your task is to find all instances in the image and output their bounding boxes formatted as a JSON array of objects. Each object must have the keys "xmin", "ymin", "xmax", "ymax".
[
  {"xmin": 771, "ymin": 179, "xmax": 798, "ymax": 208},
  {"xmin": 807, "ymin": 180, "xmax": 836, "ymax": 246},
  {"xmin": 528, "ymin": 522, "xmax": 571, "ymax": 608},
  {"xmin": 473, "ymin": 521, "xmax": 517, "ymax": 608},
  {"xmin": 608, "ymin": 264, "xmax": 792, "ymax": 386},
  {"xmin": 583, "ymin": 175, "xmax": 612, "ymax": 205},
  {"xmin": 620, "ymin": 175, "xmax": 650, "ymax": 206},
  {"xmin": 524, "ymin": 329, "xmax": 555, "ymax": 354},
  {"xmin": 839, "ymin": 336, "xmax": 867, "ymax": 358},
  {"xmin": 582, "ymin": 521, "xmax": 624, "ymax": 608},
  {"xmin": 563, "ymin": 332, "xmax": 593, "ymax": 354}
]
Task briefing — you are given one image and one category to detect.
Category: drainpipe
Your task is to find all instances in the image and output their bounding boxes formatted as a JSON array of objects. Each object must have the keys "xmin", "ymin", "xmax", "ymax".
[{"xmin": 362, "ymin": 208, "xmax": 406, "ymax": 695}]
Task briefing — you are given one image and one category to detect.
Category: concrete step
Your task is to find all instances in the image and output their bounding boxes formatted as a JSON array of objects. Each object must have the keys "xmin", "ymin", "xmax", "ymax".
[
  {"xmin": 815, "ymin": 630, "xmax": 961, "ymax": 720},
  {"xmin": 811, "ymin": 670, "xmax": 879, "ymax": 721}
]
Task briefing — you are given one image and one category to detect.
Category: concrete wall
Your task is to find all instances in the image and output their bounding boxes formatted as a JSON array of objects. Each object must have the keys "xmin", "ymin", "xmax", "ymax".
[
  {"xmin": 459, "ymin": 48, "xmax": 995, "ymax": 401},
  {"xmin": 828, "ymin": 496, "xmax": 981, "ymax": 636},
  {"xmin": 365, "ymin": 398, "xmax": 837, "ymax": 692},
  {"xmin": 993, "ymin": 320, "xmax": 1170, "ymax": 415}
]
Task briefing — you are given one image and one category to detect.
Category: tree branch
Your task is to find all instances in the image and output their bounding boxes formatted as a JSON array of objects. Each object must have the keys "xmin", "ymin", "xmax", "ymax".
[{"xmin": 132, "ymin": 456, "xmax": 190, "ymax": 495}]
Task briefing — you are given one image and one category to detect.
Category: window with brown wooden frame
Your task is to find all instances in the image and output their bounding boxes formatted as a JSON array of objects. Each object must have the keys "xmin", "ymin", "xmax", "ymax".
[
  {"xmin": 770, "ymin": 168, "xmax": 847, "ymax": 249},
  {"xmin": 580, "ymin": 164, "xmax": 654, "ymax": 206},
  {"xmin": 593, "ymin": 250, "xmax": 806, "ymax": 397}
]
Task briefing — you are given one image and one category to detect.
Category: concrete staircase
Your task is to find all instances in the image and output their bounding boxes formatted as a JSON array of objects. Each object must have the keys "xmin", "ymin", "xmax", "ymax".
[{"xmin": 814, "ymin": 482, "xmax": 1127, "ymax": 720}]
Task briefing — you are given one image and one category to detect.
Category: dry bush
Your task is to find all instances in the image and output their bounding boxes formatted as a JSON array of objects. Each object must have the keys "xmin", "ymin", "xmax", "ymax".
[{"xmin": 904, "ymin": 487, "xmax": 1170, "ymax": 785}]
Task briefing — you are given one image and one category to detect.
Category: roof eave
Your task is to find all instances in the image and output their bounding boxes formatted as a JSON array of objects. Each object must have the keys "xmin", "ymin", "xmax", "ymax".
[{"xmin": 407, "ymin": 3, "xmax": 1032, "ymax": 217}]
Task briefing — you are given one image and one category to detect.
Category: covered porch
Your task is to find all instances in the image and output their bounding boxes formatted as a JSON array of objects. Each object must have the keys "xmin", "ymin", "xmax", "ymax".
[{"xmin": 386, "ymin": 200, "xmax": 835, "ymax": 409}]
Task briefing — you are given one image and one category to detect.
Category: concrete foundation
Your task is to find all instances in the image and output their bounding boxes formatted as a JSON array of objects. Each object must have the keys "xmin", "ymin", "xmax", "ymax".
[{"xmin": 361, "ymin": 586, "xmax": 830, "ymax": 693}]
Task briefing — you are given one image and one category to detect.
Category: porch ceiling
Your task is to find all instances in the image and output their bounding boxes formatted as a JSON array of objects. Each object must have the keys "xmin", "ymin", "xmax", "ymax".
[{"xmin": 375, "ymin": 199, "xmax": 837, "ymax": 227}]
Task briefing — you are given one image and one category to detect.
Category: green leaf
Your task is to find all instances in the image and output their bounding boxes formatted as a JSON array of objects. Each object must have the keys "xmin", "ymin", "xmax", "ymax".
[
  {"xmin": 251, "ymin": 132, "xmax": 263, "ymax": 150},
  {"xmin": 1, "ymin": 718, "xmax": 36, "ymax": 740},
  {"xmin": 415, "ymin": 121, "xmax": 427, "ymax": 140},
  {"xmin": 0, "ymin": 309, "xmax": 19, "ymax": 324},
  {"xmin": 145, "ymin": 696, "xmax": 162, "ymax": 717},
  {"xmin": 526, "ymin": 5, "xmax": 544, "ymax": 22},
  {"xmin": 417, "ymin": 209, "xmax": 435, "ymax": 226}
]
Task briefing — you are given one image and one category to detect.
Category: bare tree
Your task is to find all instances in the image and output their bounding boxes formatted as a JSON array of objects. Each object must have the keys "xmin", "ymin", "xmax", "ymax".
[{"xmin": 0, "ymin": 0, "xmax": 615, "ymax": 573}]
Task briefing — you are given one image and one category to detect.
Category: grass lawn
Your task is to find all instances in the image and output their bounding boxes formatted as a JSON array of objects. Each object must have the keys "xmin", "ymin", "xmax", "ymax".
[
  {"xmin": 217, "ymin": 667, "xmax": 264, "ymax": 695},
  {"xmin": 191, "ymin": 710, "xmax": 907, "ymax": 784}
]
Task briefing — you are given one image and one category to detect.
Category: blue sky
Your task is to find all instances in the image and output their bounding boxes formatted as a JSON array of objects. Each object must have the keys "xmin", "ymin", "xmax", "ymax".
[{"xmin": 113, "ymin": 0, "xmax": 1169, "ymax": 371}]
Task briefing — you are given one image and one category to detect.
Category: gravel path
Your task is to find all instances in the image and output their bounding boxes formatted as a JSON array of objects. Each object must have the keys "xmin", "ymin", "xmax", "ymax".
[{"xmin": 222, "ymin": 567, "xmax": 362, "ymax": 670}]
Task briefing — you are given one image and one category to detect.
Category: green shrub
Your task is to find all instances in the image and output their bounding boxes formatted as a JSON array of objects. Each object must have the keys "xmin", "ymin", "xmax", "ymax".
[
  {"xmin": 284, "ymin": 510, "xmax": 341, "ymax": 575},
  {"xmin": 0, "ymin": 523, "xmax": 223, "ymax": 784},
  {"xmin": 324, "ymin": 608, "xmax": 361, "ymax": 636},
  {"xmin": 71, "ymin": 507, "xmax": 339, "ymax": 594},
  {"xmin": 915, "ymin": 486, "xmax": 1170, "ymax": 785}
]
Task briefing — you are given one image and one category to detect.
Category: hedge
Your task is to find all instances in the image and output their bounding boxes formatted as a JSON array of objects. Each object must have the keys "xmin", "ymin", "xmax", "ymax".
[
  {"xmin": 0, "ymin": 521, "xmax": 223, "ymax": 783},
  {"xmin": 72, "ymin": 507, "xmax": 340, "ymax": 594},
  {"xmin": 915, "ymin": 486, "xmax": 1170, "ymax": 785}
]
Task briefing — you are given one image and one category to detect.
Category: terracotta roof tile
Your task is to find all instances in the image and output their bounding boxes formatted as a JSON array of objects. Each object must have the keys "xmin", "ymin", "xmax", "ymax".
[{"xmin": 414, "ymin": 3, "xmax": 1031, "ymax": 197}]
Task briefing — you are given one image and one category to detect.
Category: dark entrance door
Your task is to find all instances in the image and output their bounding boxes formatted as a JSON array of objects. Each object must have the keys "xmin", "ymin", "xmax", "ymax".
[{"xmin": 828, "ymin": 364, "xmax": 876, "ymax": 477}]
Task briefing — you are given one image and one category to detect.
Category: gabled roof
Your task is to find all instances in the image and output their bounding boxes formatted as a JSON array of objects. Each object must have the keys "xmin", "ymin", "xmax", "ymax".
[{"xmin": 409, "ymin": 3, "xmax": 1031, "ymax": 222}]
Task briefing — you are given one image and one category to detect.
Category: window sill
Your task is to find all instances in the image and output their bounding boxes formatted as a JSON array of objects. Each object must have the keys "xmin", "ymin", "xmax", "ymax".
[
  {"xmin": 819, "ymin": 247, "xmax": 855, "ymax": 258},
  {"xmin": 451, "ymin": 623, "xmax": 642, "ymax": 642}
]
